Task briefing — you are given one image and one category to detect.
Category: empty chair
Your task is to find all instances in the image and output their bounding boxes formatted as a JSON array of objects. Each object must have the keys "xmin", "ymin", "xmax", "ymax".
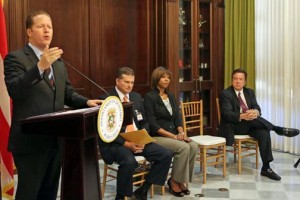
[{"xmin": 181, "ymin": 100, "xmax": 226, "ymax": 184}]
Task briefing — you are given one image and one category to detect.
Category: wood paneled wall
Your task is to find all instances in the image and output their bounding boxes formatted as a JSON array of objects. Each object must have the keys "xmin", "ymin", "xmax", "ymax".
[{"xmin": 4, "ymin": 0, "xmax": 158, "ymax": 98}]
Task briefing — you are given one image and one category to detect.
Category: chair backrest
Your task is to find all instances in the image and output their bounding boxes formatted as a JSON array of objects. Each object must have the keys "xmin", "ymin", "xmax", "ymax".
[
  {"xmin": 181, "ymin": 100, "xmax": 203, "ymax": 136},
  {"xmin": 216, "ymin": 97, "xmax": 221, "ymax": 125}
]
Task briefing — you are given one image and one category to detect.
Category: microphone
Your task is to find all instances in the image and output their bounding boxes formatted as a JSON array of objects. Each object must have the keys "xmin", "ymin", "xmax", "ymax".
[{"xmin": 60, "ymin": 58, "xmax": 109, "ymax": 96}]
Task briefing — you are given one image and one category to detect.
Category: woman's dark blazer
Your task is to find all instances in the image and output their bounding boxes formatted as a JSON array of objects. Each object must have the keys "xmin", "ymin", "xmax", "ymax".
[{"xmin": 143, "ymin": 88, "xmax": 182, "ymax": 137}]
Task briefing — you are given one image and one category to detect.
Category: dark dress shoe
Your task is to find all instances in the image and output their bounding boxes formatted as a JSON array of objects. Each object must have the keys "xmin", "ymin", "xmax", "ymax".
[
  {"xmin": 133, "ymin": 186, "xmax": 147, "ymax": 200},
  {"xmin": 167, "ymin": 178, "xmax": 184, "ymax": 197},
  {"xmin": 261, "ymin": 168, "xmax": 281, "ymax": 181},
  {"xmin": 273, "ymin": 126, "xmax": 299, "ymax": 137}
]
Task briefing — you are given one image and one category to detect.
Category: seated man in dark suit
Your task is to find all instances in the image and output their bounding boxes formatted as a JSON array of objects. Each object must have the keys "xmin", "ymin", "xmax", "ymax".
[
  {"xmin": 98, "ymin": 67, "xmax": 173, "ymax": 200},
  {"xmin": 219, "ymin": 68, "xmax": 299, "ymax": 181}
]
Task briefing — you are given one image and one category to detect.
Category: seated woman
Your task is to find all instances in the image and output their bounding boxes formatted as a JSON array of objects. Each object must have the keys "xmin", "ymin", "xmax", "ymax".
[{"xmin": 143, "ymin": 66, "xmax": 198, "ymax": 197}]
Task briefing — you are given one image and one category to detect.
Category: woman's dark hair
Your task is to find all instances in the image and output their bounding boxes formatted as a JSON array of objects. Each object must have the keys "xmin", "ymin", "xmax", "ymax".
[{"xmin": 151, "ymin": 66, "xmax": 171, "ymax": 89}]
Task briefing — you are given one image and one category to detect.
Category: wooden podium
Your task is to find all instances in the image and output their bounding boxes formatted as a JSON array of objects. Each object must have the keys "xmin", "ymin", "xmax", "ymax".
[
  {"xmin": 20, "ymin": 103, "xmax": 133, "ymax": 200},
  {"xmin": 21, "ymin": 106, "xmax": 102, "ymax": 200}
]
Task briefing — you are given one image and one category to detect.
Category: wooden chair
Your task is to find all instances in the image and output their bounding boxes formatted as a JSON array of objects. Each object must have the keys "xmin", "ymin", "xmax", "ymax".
[
  {"xmin": 216, "ymin": 98, "xmax": 259, "ymax": 174},
  {"xmin": 101, "ymin": 156, "xmax": 164, "ymax": 199},
  {"xmin": 181, "ymin": 100, "xmax": 226, "ymax": 184}
]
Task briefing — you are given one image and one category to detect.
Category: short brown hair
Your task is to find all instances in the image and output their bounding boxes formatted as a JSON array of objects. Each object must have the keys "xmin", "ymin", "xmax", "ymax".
[
  {"xmin": 232, "ymin": 68, "xmax": 247, "ymax": 80},
  {"xmin": 151, "ymin": 66, "xmax": 171, "ymax": 89},
  {"xmin": 26, "ymin": 10, "xmax": 51, "ymax": 29},
  {"xmin": 116, "ymin": 67, "xmax": 135, "ymax": 79}
]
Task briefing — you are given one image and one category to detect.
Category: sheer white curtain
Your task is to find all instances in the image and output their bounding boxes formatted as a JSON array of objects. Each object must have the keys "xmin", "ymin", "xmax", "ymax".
[{"xmin": 255, "ymin": 0, "xmax": 300, "ymax": 154}]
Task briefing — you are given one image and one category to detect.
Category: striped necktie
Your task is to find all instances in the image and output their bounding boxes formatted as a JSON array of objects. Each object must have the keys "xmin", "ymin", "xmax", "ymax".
[
  {"xmin": 40, "ymin": 54, "xmax": 55, "ymax": 88},
  {"xmin": 44, "ymin": 67, "xmax": 55, "ymax": 88},
  {"xmin": 238, "ymin": 92, "xmax": 248, "ymax": 113}
]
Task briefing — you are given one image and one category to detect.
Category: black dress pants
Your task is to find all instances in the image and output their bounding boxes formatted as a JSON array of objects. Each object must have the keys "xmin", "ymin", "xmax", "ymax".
[
  {"xmin": 112, "ymin": 142, "xmax": 173, "ymax": 197},
  {"xmin": 234, "ymin": 117, "xmax": 274, "ymax": 163},
  {"xmin": 13, "ymin": 145, "xmax": 61, "ymax": 200}
]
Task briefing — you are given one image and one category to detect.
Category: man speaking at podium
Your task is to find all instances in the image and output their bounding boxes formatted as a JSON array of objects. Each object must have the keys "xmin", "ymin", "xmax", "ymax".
[
  {"xmin": 4, "ymin": 10, "xmax": 102, "ymax": 200},
  {"xmin": 99, "ymin": 67, "xmax": 173, "ymax": 200}
]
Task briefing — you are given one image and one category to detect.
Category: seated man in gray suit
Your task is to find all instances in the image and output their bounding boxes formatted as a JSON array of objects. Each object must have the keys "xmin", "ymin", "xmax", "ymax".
[
  {"xmin": 219, "ymin": 68, "xmax": 299, "ymax": 181},
  {"xmin": 98, "ymin": 67, "xmax": 173, "ymax": 200}
]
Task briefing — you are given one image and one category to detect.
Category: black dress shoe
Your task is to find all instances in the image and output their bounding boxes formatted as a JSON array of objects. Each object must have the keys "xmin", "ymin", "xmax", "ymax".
[
  {"xmin": 133, "ymin": 186, "xmax": 147, "ymax": 200},
  {"xmin": 273, "ymin": 126, "xmax": 299, "ymax": 137},
  {"xmin": 167, "ymin": 178, "xmax": 184, "ymax": 197},
  {"xmin": 261, "ymin": 168, "xmax": 281, "ymax": 181}
]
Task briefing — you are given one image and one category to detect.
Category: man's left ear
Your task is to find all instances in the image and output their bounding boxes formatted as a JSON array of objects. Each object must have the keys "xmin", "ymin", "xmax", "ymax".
[{"xmin": 26, "ymin": 28, "xmax": 32, "ymax": 37}]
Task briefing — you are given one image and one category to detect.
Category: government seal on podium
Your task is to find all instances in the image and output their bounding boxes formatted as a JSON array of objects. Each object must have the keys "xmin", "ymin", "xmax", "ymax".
[{"xmin": 97, "ymin": 96, "xmax": 124, "ymax": 143}]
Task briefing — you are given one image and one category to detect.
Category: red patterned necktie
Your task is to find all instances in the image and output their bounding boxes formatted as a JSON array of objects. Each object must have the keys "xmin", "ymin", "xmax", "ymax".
[
  {"xmin": 123, "ymin": 96, "xmax": 135, "ymax": 132},
  {"xmin": 238, "ymin": 92, "xmax": 248, "ymax": 113}
]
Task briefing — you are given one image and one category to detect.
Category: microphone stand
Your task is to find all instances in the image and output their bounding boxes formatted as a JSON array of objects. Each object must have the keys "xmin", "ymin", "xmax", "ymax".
[{"xmin": 60, "ymin": 58, "xmax": 109, "ymax": 96}]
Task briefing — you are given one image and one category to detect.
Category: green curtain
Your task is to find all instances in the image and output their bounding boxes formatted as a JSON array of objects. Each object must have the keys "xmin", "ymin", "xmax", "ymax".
[{"xmin": 224, "ymin": 0, "xmax": 255, "ymax": 89}]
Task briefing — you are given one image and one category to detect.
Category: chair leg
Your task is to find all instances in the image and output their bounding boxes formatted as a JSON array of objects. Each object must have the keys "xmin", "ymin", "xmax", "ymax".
[
  {"xmin": 161, "ymin": 185, "xmax": 165, "ymax": 195},
  {"xmin": 149, "ymin": 184, "xmax": 165, "ymax": 198},
  {"xmin": 223, "ymin": 145, "xmax": 226, "ymax": 178},
  {"xmin": 255, "ymin": 141, "xmax": 259, "ymax": 169},
  {"xmin": 101, "ymin": 164, "xmax": 108, "ymax": 199},
  {"xmin": 199, "ymin": 156, "xmax": 203, "ymax": 173},
  {"xmin": 140, "ymin": 174, "xmax": 145, "ymax": 187},
  {"xmin": 234, "ymin": 143, "xmax": 237, "ymax": 163},
  {"xmin": 150, "ymin": 184, "xmax": 154, "ymax": 198},
  {"xmin": 215, "ymin": 146, "xmax": 221, "ymax": 168},
  {"xmin": 238, "ymin": 141, "xmax": 242, "ymax": 174},
  {"xmin": 202, "ymin": 148, "xmax": 207, "ymax": 184}
]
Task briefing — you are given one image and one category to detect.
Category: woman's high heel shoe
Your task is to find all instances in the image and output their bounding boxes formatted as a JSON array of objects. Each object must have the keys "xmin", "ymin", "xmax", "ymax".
[
  {"xmin": 167, "ymin": 178, "xmax": 184, "ymax": 197},
  {"xmin": 179, "ymin": 183, "xmax": 190, "ymax": 195},
  {"xmin": 181, "ymin": 189, "xmax": 190, "ymax": 195}
]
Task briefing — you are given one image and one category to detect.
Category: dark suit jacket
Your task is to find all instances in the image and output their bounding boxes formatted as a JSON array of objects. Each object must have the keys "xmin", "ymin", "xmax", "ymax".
[
  {"xmin": 219, "ymin": 86, "xmax": 273, "ymax": 145},
  {"xmin": 98, "ymin": 88, "xmax": 149, "ymax": 164},
  {"xmin": 143, "ymin": 88, "xmax": 182, "ymax": 137},
  {"xmin": 4, "ymin": 45, "xmax": 88, "ymax": 153}
]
